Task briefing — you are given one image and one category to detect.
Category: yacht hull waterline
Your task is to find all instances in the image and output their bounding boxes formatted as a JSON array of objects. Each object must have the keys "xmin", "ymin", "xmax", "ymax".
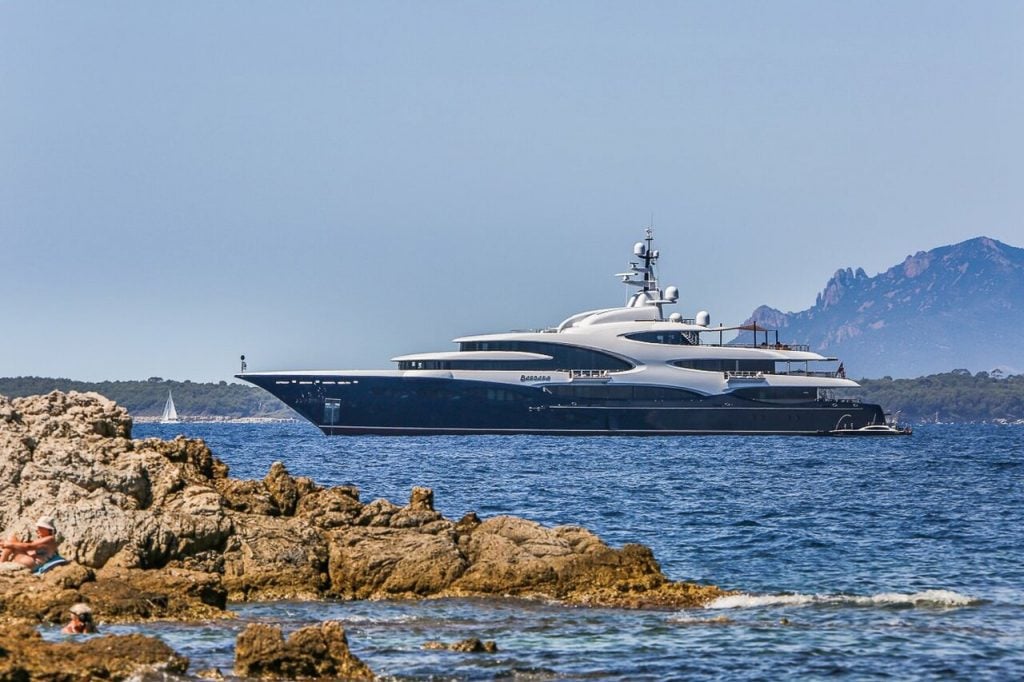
[
  {"xmin": 240, "ymin": 374, "xmax": 886, "ymax": 435},
  {"xmin": 239, "ymin": 231, "xmax": 900, "ymax": 436}
]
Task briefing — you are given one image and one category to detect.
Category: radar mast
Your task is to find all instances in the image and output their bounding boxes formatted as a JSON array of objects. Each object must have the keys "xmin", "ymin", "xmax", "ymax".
[{"xmin": 617, "ymin": 228, "xmax": 678, "ymax": 318}]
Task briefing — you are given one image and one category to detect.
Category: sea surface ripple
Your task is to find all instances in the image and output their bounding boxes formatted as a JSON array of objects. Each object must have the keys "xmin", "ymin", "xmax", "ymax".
[{"xmin": 53, "ymin": 423, "xmax": 1023, "ymax": 679}]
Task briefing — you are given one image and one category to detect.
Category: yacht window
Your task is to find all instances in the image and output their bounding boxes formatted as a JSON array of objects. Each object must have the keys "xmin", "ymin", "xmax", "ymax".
[
  {"xmin": 672, "ymin": 359, "xmax": 774, "ymax": 373},
  {"xmin": 399, "ymin": 360, "xmax": 453, "ymax": 370},
  {"xmin": 457, "ymin": 341, "xmax": 632, "ymax": 371},
  {"xmin": 730, "ymin": 387, "xmax": 817, "ymax": 402},
  {"xmin": 323, "ymin": 398, "xmax": 341, "ymax": 425},
  {"xmin": 624, "ymin": 331, "xmax": 693, "ymax": 345},
  {"xmin": 545, "ymin": 385, "xmax": 702, "ymax": 402}
]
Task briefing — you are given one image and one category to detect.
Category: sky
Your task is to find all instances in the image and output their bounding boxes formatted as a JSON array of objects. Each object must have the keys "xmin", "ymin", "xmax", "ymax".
[{"xmin": 2, "ymin": 2, "xmax": 1022, "ymax": 382}]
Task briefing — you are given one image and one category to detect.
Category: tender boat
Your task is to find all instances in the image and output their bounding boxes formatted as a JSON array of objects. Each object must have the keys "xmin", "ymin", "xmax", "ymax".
[
  {"xmin": 827, "ymin": 413, "xmax": 913, "ymax": 436},
  {"xmin": 239, "ymin": 231, "xmax": 898, "ymax": 436},
  {"xmin": 827, "ymin": 424, "xmax": 913, "ymax": 436}
]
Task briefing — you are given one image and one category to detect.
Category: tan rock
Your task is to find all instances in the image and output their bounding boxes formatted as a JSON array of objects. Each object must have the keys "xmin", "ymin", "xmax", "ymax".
[
  {"xmin": 408, "ymin": 486, "xmax": 434, "ymax": 511},
  {"xmin": 84, "ymin": 566, "xmax": 228, "ymax": 621},
  {"xmin": 354, "ymin": 497, "xmax": 402, "ymax": 527},
  {"xmin": 0, "ymin": 561, "xmax": 230, "ymax": 626},
  {"xmin": 327, "ymin": 526, "xmax": 467, "ymax": 599},
  {"xmin": 264, "ymin": 461, "xmax": 300, "ymax": 515},
  {"xmin": 217, "ymin": 478, "xmax": 280, "ymax": 516},
  {"xmin": 221, "ymin": 515, "xmax": 329, "ymax": 600},
  {"xmin": 1, "ymin": 390, "xmax": 730, "ymax": 619},
  {"xmin": 451, "ymin": 516, "xmax": 587, "ymax": 594},
  {"xmin": 234, "ymin": 621, "xmax": 373, "ymax": 679},
  {"xmin": 0, "ymin": 563, "xmax": 91, "ymax": 624},
  {"xmin": 0, "ymin": 622, "xmax": 189, "ymax": 679},
  {"xmin": 423, "ymin": 637, "xmax": 498, "ymax": 653},
  {"xmin": 294, "ymin": 485, "xmax": 363, "ymax": 528}
]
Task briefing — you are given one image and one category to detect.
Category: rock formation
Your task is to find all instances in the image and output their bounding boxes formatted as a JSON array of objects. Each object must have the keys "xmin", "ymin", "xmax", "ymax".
[
  {"xmin": 740, "ymin": 236, "xmax": 1024, "ymax": 377},
  {"xmin": 423, "ymin": 637, "xmax": 498, "ymax": 653},
  {"xmin": 234, "ymin": 621, "xmax": 374, "ymax": 679},
  {"xmin": 0, "ymin": 622, "xmax": 188, "ymax": 680},
  {"xmin": 0, "ymin": 390, "xmax": 726, "ymax": 629}
]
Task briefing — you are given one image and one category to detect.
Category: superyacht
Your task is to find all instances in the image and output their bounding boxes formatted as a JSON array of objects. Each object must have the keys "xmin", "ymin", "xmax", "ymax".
[{"xmin": 239, "ymin": 231, "xmax": 891, "ymax": 435}]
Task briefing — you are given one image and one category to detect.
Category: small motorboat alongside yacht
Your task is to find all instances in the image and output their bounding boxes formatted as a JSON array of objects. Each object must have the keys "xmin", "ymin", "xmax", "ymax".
[
  {"xmin": 826, "ymin": 424, "xmax": 913, "ymax": 436},
  {"xmin": 825, "ymin": 412, "xmax": 912, "ymax": 436}
]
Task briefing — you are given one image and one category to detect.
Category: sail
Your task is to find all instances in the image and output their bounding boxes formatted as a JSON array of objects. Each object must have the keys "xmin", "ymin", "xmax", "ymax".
[{"xmin": 160, "ymin": 390, "xmax": 179, "ymax": 423}]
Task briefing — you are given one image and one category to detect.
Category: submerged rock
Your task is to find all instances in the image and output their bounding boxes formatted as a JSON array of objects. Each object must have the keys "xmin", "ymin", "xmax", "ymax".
[
  {"xmin": 0, "ymin": 390, "xmax": 728, "ymax": 626},
  {"xmin": 234, "ymin": 621, "xmax": 374, "ymax": 679},
  {"xmin": 423, "ymin": 637, "xmax": 498, "ymax": 653},
  {"xmin": 0, "ymin": 622, "xmax": 189, "ymax": 679}
]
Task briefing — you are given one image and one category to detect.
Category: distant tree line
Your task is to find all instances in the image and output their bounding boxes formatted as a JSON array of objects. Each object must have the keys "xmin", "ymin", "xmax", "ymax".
[
  {"xmin": 846, "ymin": 370, "xmax": 1024, "ymax": 423},
  {"xmin": 0, "ymin": 377, "xmax": 293, "ymax": 419}
]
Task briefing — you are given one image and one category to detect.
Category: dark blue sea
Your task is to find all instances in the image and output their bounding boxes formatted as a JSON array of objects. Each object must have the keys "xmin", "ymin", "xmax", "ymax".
[{"xmin": 48, "ymin": 422, "xmax": 1024, "ymax": 679}]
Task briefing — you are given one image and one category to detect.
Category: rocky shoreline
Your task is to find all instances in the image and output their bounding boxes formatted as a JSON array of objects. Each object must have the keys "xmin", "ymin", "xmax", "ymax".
[{"xmin": 0, "ymin": 391, "xmax": 727, "ymax": 679}]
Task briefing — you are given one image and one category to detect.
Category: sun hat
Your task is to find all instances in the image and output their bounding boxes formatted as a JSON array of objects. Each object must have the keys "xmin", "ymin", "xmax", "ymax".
[
  {"xmin": 36, "ymin": 516, "xmax": 56, "ymax": 531},
  {"xmin": 69, "ymin": 603, "xmax": 92, "ymax": 616}
]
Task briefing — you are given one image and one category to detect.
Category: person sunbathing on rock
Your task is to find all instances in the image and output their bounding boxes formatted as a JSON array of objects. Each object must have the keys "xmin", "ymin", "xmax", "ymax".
[
  {"xmin": 62, "ymin": 603, "xmax": 97, "ymax": 634},
  {"xmin": 0, "ymin": 515, "xmax": 59, "ymax": 569}
]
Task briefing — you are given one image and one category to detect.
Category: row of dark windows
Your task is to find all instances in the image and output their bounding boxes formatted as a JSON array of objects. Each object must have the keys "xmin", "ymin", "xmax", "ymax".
[
  {"xmin": 729, "ymin": 387, "xmax": 819, "ymax": 402},
  {"xmin": 398, "ymin": 360, "xmax": 526, "ymax": 371},
  {"xmin": 455, "ymin": 341, "xmax": 633, "ymax": 371},
  {"xmin": 400, "ymin": 356, "xmax": 781, "ymax": 373},
  {"xmin": 545, "ymin": 384, "xmax": 704, "ymax": 403},
  {"xmin": 672, "ymin": 359, "xmax": 775, "ymax": 373},
  {"xmin": 623, "ymin": 331, "xmax": 696, "ymax": 345}
]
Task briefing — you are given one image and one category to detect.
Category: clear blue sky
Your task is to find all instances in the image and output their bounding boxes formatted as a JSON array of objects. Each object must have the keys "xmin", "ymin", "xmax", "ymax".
[{"xmin": 2, "ymin": 2, "xmax": 1022, "ymax": 382}]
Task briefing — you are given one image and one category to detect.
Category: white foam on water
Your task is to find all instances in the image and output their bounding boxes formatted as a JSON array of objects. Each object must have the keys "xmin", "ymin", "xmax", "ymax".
[
  {"xmin": 707, "ymin": 589, "xmax": 978, "ymax": 610},
  {"xmin": 709, "ymin": 593, "xmax": 818, "ymax": 609}
]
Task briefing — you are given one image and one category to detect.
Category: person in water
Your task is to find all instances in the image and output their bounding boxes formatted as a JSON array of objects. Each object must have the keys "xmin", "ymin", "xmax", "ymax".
[
  {"xmin": 62, "ymin": 603, "xmax": 97, "ymax": 634},
  {"xmin": 0, "ymin": 516, "xmax": 59, "ymax": 569}
]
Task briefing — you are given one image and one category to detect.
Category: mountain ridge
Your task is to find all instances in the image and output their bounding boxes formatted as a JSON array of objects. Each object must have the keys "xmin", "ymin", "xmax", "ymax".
[{"xmin": 741, "ymin": 236, "xmax": 1024, "ymax": 378}]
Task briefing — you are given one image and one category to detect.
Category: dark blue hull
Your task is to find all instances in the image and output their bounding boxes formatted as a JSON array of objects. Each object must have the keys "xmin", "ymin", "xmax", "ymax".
[{"xmin": 241, "ymin": 374, "xmax": 886, "ymax": 436}]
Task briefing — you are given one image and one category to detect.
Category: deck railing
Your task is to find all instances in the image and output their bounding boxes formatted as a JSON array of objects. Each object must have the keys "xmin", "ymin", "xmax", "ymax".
[
  {"xmin": 703, "ymin": 342, "xmax": 811, "ymax": 351},
  {"xmin": 724, "ymin": 369, "xmax": 844, "ymax": 379},
  {"xmin": 724, "ymin": 371, "xmax": 765, "ymax": 379},
  {"xmin": 569, "ymin": 369, "xmax": 611, "ymax": 378}
]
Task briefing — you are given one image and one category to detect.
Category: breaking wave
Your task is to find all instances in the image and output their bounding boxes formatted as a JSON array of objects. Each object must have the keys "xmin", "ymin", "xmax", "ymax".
[{"xmin": 707, "ymin": 589, "xmax": 979, "ymax": 610}]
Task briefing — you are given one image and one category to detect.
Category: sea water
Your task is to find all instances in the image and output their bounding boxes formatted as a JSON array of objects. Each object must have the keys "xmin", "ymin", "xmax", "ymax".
[{"xmin": 49, "ymin": 423, "xmax": 1024, "ymax": 679}]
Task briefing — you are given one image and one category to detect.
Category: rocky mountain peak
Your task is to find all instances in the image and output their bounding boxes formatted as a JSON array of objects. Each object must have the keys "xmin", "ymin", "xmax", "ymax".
[
  {"xmin": 746, "ymin": 305, "xmax": 789, "ymax": 329},
  {"xmin": 901, "ymin": 251, "xmax": 932, "ymax": 278},
  {"xmin": 742, "ymin": 235, "xmax": 1024, "ymax": 377},
  {"xmin": 816, "ymin": 266, "xmax": 869, "ymax": 308}
]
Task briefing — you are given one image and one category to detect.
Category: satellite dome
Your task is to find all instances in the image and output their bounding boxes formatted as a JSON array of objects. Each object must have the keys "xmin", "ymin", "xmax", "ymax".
[
  {"xmin": 664, "ymin": 286, "xmax": 679, "ymax": 302},
  {"xmin": 634, "ymin": 242, "xmax": 646, "ymax": 257},
  {"xmin": 669, "ymin": 312, "xmax": 683, "ymax": 323},
  {"xmin": 696, "ymin": 310, "xmax": 711, "ymax": 327}
]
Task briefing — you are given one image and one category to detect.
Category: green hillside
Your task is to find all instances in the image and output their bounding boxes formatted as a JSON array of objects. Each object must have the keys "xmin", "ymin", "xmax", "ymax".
[
  {"xmin": 0, "ymin": 377, "xmax": 293, "ymax": 420},
  {"xmin": 847, "ymin": 370, "xmax": 1024, "ymax": 423}
]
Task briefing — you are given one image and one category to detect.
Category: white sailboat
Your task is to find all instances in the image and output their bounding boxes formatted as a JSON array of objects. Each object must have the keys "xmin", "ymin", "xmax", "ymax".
[{"xmin": 160, "ymin": 390, "xmax": 179, "ymax": 423}]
